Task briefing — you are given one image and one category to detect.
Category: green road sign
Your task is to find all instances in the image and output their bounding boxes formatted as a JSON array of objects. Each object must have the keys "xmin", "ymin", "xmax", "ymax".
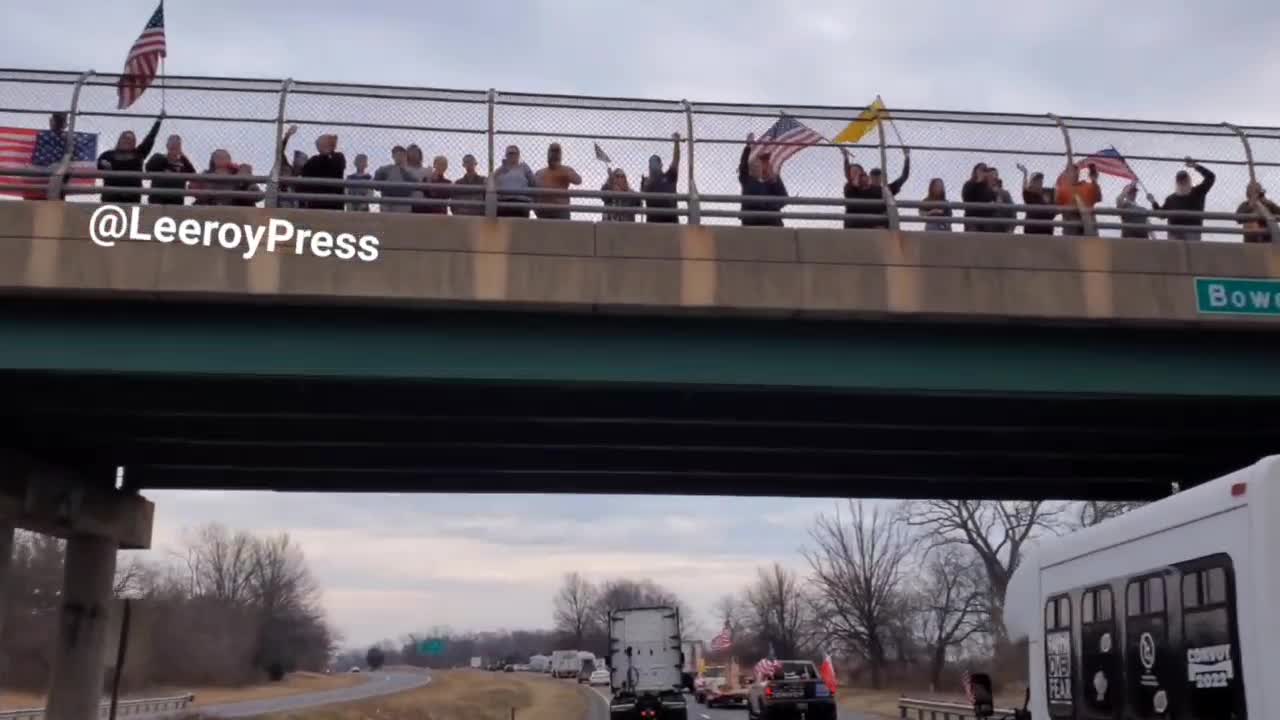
[
  {"xmin": 1195, "ymin": 277, "xmax": 1280, "ymax": 316},
  {"xmin": 418, "ymin": 638, "xmax": 446, "ymax": 656}
]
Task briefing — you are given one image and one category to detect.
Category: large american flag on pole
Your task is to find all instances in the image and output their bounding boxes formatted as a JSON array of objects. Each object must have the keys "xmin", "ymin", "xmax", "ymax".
[
  {"xmin": 749, "ymin": 114, "xmax": 823, "ymax": 174},
  {"xmin": 1076, "ymin": 147, "xmax": 1137, "ymax": 181},
  {"xmin": 117, "ymin": 1, "xmax": 167, "ymax": 110},
  {"xmin": 710, "ymin": 623, "xmax": 733, "ymax": 651},
  {"xmin": 0, "ymin": 127, "xmax": 98, "ymax": 198}
]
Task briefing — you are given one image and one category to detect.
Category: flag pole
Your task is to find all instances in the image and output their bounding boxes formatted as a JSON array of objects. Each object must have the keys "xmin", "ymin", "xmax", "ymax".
[{"xmin": 160, "ymin": 56, "xmax": 166, "ymax": 113}]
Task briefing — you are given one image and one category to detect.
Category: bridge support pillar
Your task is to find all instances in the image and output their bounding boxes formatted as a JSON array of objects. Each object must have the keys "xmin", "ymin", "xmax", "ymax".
[
  {"xmin": 0, "ymin": 522, "xmax": 12, "ymax": 658},
  {"xmin": 46, "ymin": 533, "xmax": 118, "ymax": 720}
]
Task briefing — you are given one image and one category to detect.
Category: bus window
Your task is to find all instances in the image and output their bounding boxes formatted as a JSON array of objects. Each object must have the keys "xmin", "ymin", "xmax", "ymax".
[
  {"xmin": 1178, "ymin": 557, "xmax": 1246, "ymax": 719},
  {"xmin": 1044, "ymin": 594, "xmax": 1074, "ymax": 717},
  {"xmin": 1080, "ymin": 586, "xmax": 1119, "ymax": 718},
  {"xmin": 1125, "ymin": 575, "xmax": 1170, "ymax": 719}
]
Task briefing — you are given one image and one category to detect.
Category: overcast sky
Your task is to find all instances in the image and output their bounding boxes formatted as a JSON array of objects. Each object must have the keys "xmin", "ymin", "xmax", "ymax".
[{"xmin": 2, "ymin": 1, "xmax": 1273, "ymax": 646}]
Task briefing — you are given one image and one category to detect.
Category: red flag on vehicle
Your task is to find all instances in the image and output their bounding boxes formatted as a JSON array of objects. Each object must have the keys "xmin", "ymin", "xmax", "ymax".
[{"xmin": 819, "ymin": 652, "xmax": 838, "ymax": 695}]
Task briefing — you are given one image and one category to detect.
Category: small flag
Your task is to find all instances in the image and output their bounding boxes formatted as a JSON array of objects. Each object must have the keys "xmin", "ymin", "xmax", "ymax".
[
  {"xmin": 710, "ymin": 622, "xmax": 733, "ymax": 651},
  {"xmin": 834, "ymin": 97, "xmax": 887, "ymax": 145},
  {"xmin": 593, "ymin": 142, "xmax": 612, "ymax": 165},
  {"xmin": 117, "ymin": 1, "xmax": 168, "ymax": 110},
  {"xmin": 961, "ymin": 670, "xmax": 976, "ymax": 704},
  {"xmin": 749, "ymin": 114, "xmax": 823, "ymax": 174},
  {"xmin": 1076, "ymin": 147, "xmax": 1137, "ymax": 181},
  {"xmin": 0, "ymin": 127, "xmax": 98, "ymax": 199},
  {"xmin": 819, "ymin": 652, "xmax": 838, "ymax": 695}
]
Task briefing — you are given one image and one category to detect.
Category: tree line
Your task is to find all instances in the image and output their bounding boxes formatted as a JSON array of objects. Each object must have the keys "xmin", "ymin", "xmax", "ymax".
[
  {"xmin": 1, "ymin": 523, "xmax": 336, "ymax": 693},
  {"xmin": 554, "ymin": 499, "xmax": 1139, "ymax": 691}
]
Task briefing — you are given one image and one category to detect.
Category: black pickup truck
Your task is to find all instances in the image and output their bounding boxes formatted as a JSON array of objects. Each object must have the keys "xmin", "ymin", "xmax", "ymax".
[{"xmin": 746, "ymin": 660, "xmax": 837, "ymax": 720}]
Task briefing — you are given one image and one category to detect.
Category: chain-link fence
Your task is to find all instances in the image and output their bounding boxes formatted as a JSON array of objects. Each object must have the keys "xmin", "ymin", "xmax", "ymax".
[{"xmin": 1, "ymin": 67, "xmax": 1275, "ymax": 238}]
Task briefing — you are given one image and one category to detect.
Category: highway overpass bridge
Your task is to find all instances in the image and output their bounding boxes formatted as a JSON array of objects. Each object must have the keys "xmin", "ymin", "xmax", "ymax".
[{"xmin": 2, "ymin": 201, "xmax": 1280, "ymax": 720}]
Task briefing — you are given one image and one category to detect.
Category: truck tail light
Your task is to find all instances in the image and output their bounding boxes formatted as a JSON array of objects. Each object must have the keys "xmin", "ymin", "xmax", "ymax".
[{"xmin": 765, "ymin": 685, "xmax": 774, "ymax": 700}]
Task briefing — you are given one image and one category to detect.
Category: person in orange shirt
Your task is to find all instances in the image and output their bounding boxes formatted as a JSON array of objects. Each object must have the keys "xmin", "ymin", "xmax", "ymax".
[
  {"xmin": 533, "ymin": 142, "xmax": 582, "ymax": 220},
  {"xmin": 1055, "ymin": 161, "xmax": 1101, "ymax": 236}
]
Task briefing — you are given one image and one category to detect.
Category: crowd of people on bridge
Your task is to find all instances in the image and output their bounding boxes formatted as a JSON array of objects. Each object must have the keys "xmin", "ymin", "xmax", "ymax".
[{"xmin": 22, "ymin": 112, "xmax": 1279, "ymax": 242}]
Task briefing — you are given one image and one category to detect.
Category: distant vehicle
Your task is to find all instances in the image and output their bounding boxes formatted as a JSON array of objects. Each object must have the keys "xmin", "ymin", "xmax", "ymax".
[
  {"xmin": 470, "ymin": 656, "xmax": 483, "ymax": 669},
  {"xmin": 988, "ymin": 457, "xmax": 1276, "ymax": 720},
  {"xmin": 577, "ymin": 652, "xmax": 597, "ymax": 683},
  {"xmin": 504, "ymin": 664, "xmax": 515, "ymax": 673},
  {"xmin": 680, "ymin": 640, "xmax": 705, "ymax": 681},
  {"xmin": 746, "ymin": 660, "xmax": 835, "ymax": 720},
  {"xmin": 551, "ymin": 649, "xmax": 582, "ymax": 679},
  {"xmin": 705, "ymin": 661, "xmax": 752, "ymax": 709},
  {"xmin": 590, "ymin": 668, "xmax": 611, "ymax": 686},
  {"xmin": 608, "ymin": 606, "xmax": 688, "ymax": 720},
  {"xmin": 529, "ymin": 655, "xmax": 550, "ymax": 673},
  {"xmin": 349, "ymin": 666, "xmax": 361, "ymax": 673},
  {"xmin": 693, "ymin": 664, "xmax": 727, "ymax": 704}
]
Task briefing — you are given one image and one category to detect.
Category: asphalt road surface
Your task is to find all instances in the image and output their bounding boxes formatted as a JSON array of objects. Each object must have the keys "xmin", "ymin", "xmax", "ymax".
[
  {"xmin": 584, "ymin": 685, "xmax": 871, "ymax": 720},
  {"xmin": 196, "ymin": 671, "xmax": 431, "ymax": 718}
]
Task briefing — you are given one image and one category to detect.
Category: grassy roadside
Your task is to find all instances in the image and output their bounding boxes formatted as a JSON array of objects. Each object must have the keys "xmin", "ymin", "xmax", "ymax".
[
  {"xmin": 0, "ymin": 673, "xmax": 364, "ymax": 712},
  {"xmin": 838, "ymin": 688, "xmax": 1026, "ymax": 719},
  {"xmin": 250, "ymin": 670, "xmax": 586, "ymax": 720}
]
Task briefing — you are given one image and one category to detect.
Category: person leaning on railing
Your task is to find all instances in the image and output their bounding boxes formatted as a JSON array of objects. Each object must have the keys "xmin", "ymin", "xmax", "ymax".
[
  {"xmin": 866, "ymin": 149, "xmax": 911, "ymax": 229},
  {"xmin": 534, "ymin": 142, "xmax": 583, "ymax": 220},
  {"xmin": 493, "ymin": 144, "xmax": 537, "ymax": 218},
  {"xmin": 1237, "ymin": 181, "xmax": 1280, "ymax": 243},
  {"xmin": 920, "ymin": 178, "xmax": 952, "ymax": 232},
  {"xmin": 144, "ymin": 133, "xmax": 195, "ymax": 206},
  {"xmin": 841, "ymin": 150, "xmax": 878, "ymax": 229},
  {"xmin": 1149, "ymin": 157, "xmax": 1215, "ymax": 241},
  {"xmin": 346, "ymin": 154, "xmax": 372, "ymax": 212},
  {"xmin": 414, "ymin": 156, "xmax": 451, "ymax": 215},
  {"xmin": 601, "ymin": 167, "xmax": 641, "ymax": 222},
  {"xmin": 961, "ymin": 163, "xmax": 996, "ymax": 232},
  {"xmin": 233, "ymin": 163, "xmax": 260, "ymax": 207},
  {"xmin": 372, "ymin": 145, "xmax": 414, "ymax": 213},
  {"xmin": 97, "ymin": 111, "xmax": 163, "ymax": 204},
  {"xmin": 1016, "ymin": 164, "xmax": 1055, "ymax": 235},
  {"xmin": 191, "ymin": 149, "xmax": 240, "ymax": 206},
  {"xmin": 739, "ymin": 133, "xmax": 788, "ymax": 227}
]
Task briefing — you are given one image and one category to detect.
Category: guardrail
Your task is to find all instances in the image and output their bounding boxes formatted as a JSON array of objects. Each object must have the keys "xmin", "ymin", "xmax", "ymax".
[
  {"xmin": 0, "ymin": 694, "xmax": 196, "ymax": 720},
  {"xmin": 898, "ymin": 697, "xmax": 1016, "ymax": 720},
  {"xmin": 2, "ymin": 67, "xmax": 1279, "ymax": 240}
]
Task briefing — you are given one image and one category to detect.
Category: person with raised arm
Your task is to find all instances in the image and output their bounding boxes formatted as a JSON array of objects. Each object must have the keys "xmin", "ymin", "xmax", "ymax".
[
  {"xmin": 97, "ymin": 111, "xmax": 163, "ymax": 204},
  {"xmin": 841, "ymin": 148, "xmax": 878, "ymax": 229},
  {"xmin": 1016, "ymin": 163, "xmax": 1055, "ymax": 235},
  {"xmin": 1149, "ymin": 157, "xmax": 1216, "ymax": 240},
  {"xmin": 1055, "ymin": 160, "xmax": 1101, "ymax": 236},
  {"xmin": 738, "ymin": 132, "xmax": 788, "ymax": 227},
  {"xmin": 300, "ymin": 133, "xmax": 347, "ymax": 211},
  {"xmin": 640, "ymin": 132, "xmax": 681, "ymax": 223}
]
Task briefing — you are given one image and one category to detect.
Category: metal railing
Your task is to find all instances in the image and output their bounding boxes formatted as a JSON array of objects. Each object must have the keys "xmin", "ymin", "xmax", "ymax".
[
  {"xmin": 898, "ymin": 697, "xmax": 1016, "ymax": 720},
  {"xmin": 0, "ymin": 694, "xmax": 196, "ymax": 720},
  {"xmin": 2, "ymin": 67, "xmax": 1279, "ymax": 240}
]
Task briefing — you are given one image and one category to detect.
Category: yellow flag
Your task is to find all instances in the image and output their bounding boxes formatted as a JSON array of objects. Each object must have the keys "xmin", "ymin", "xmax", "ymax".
[{"xmin": 834, "ymin": 97, "xmax": 887, "ymax": 145}]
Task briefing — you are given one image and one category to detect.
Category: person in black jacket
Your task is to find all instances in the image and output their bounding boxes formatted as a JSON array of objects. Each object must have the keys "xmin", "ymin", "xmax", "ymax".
[
  {"xmin": 97, "ymin": 113, "xmax": 163, "ymax": 204},
  {"xmin": 144, "ymin": 134, "xmax": 195, "ymax": 205},
  {"xmin": 961, "ymin": 163, "xmax": 996, "ymax": 232},
  {"xmin": 841, "ymin": 150, "xmax": 879, "ymax": 229},
  {"xmin": 738, "ymin": 133, "xmax": 788, "ymax": 227},
  {"xmin": 1148, "ymin": 158, "xmax": 1215, "ymax": 241},
  {"xmin": 300, "ymin": 133, "xmax": 347, "ymax": 210},
  {"xmin": 865, "ymin": 149, "xmax": 911, "ymax": 229}
]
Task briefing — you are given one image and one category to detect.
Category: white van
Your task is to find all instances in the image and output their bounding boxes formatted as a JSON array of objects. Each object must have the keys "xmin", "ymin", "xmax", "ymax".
[{"xmin": 1003, "ymin": 456, "xmax": 1277, "ymax": 718}]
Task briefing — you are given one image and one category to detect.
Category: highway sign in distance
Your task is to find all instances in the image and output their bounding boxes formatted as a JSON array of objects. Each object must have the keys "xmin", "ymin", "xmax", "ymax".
[{"xmin": 418, "ymin": 638, "xmax": 447, "ymax": 656}]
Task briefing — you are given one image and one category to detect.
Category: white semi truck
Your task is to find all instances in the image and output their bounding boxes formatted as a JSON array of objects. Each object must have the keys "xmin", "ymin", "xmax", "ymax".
[
  {"xmin": 608, "ymin": 606, "xmax": 688, "ymax": 720},
  {"xmin": 970, "ymin": 456, "xmax": 1277, "ymax": 719}
]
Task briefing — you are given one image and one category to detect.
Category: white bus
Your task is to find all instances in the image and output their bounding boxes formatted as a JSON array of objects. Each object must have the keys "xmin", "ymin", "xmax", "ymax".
[{"xmin": 1002, "ymin": 456, "xmax": 1276, "ymax": 719}]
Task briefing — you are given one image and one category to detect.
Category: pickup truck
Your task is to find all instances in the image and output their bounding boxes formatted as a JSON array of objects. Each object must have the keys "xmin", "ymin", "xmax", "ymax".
[{"xmin": 746, "ymin": 660, "xmax": 837, "ymax": 720}]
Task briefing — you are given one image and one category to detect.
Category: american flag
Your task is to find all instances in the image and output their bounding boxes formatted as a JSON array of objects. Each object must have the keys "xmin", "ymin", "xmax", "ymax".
[
  {"xmin": 710, "ymin": 623, "xmax": 733, "ymax": 651},
  {"xmin": 0, "ymin": 127, "xmax": 98, "ymax": 199},
  {"xmin": 117, "ymin": 1, "xmax": 167, "ymax": 110},
  {"xmin": 750, "ymin": 115, "xmax": 823, "ymax": 174},
  {"xmin": 752, "ymin": 644, "xmax": 781, "ymax": 682},
  {"xmin": 1076, "ymin": 147, "xmax": 1137, "ymax": 181},
  {"xmin": 961, "ymin": 670, "xmax": 976, "ymax": 704}
]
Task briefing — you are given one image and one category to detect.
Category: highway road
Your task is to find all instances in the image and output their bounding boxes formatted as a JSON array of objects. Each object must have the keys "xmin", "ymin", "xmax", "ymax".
[
  {"xmin": 196, "ymin": 671, "xmax": 430, "ymax": 718},
  {"xmin": 583, "ymin": 685, "xmax": 872, "ymax": 720}
]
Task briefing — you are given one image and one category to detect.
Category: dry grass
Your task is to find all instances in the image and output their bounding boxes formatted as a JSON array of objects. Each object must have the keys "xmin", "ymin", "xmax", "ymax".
[
  {"xmin": 251, "ymin": 670, "xmax": 586, "ymax": 720},
  {"xmin": 838, "ymin": 687, "xmax": 1026, "ymax": 720},
  {"xmin": 0, "ymin": 673, "xmax": 365, "ymax": 712}
]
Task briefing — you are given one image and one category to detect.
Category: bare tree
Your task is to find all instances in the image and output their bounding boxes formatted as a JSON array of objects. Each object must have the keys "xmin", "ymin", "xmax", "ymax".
[
  {"xmin": 913, "ymin": 548, "xmax": 988, "ymax": 689},
  {"xmin": 552, "ymin": 572, "xmax": 597, "ymax": 647},
  {"xmin": 903, "ymin": 501, "xmax": 1063, "ymax": 645},
  {"xmin": 743, "ymin": 563, "xmax": 813, "ymax": 659},
  {"xmin": 804, "ymin": 501, "xmax": 911, "ymax": 689},
  {"xmin": 183, "ymin": 524, "xmax": 257, "ymax": 604},
  {"xmin": 1078, "ymin": 501, "xmax": 1145, "ymax": 528}
]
